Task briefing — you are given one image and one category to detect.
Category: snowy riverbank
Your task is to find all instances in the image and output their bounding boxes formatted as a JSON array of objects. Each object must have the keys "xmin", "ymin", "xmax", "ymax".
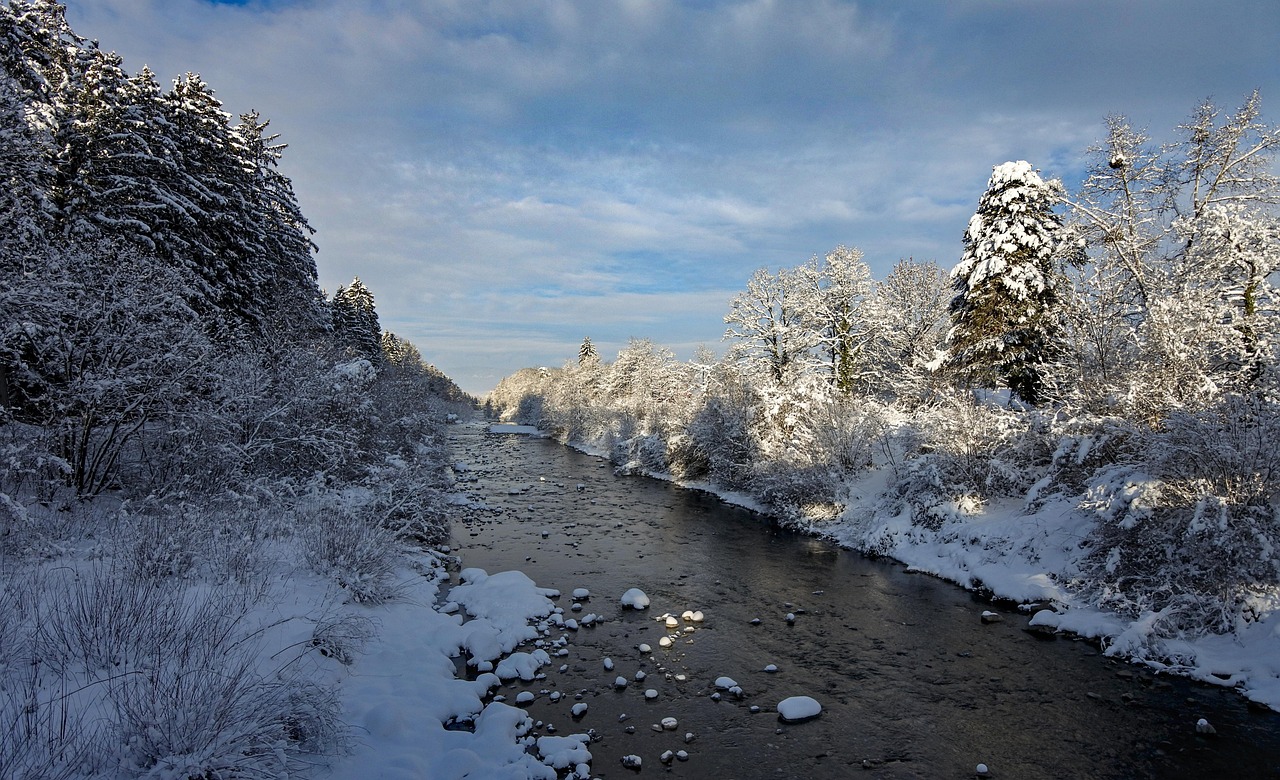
[{"xmin": 321, "ymin": 561, "xmax": 594, "ymax": 780}]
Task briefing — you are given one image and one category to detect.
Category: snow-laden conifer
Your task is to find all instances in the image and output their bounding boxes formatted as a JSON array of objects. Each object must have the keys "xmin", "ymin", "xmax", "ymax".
[{"xmin": 947, "ymin": 160, "xmax": 1064, "ymax": 404}]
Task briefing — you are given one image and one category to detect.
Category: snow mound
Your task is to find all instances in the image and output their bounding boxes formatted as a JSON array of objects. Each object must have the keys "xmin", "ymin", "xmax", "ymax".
[
  {"xmin": 620, "ymin": 588, "xmax": 650, "ymax": 609},
  {"xmin": 777, "ymin": 695, "xmax": 822, "ymax": 723}
]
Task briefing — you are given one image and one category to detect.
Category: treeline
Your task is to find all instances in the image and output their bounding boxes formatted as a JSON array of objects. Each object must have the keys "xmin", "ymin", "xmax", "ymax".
[
  {"xmin": 491, "ymin": 95, "xmax": 1280, "ymax": 645},
  {"xmin": 0, "ymin": 0, "xmax": 468, "ymax": 508}
]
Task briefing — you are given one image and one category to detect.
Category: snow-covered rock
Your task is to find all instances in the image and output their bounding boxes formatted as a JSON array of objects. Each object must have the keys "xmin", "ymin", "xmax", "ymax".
[
  {"xmin": 777, "ymin": 695, "xmax": 822, "ymax": 723},
  {"xmin": 620, "ymin": 588, "xmax": 650, "ymax": 609}
]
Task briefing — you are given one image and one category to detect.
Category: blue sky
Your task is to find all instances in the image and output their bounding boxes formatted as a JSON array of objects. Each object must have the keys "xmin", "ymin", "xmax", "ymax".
[{"xmin": 64, "ymin": 0, "xmax": 1280, "ymax": 395}]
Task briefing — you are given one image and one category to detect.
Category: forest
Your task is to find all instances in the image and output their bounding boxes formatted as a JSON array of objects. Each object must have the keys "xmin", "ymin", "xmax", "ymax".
[
  {"xmin": 1, "ymin": 2, "xmax": 471, "ymax": 776},
  {"xmin": 489, "ymin": 94, "xmax": 1280, "ymax": 687}
]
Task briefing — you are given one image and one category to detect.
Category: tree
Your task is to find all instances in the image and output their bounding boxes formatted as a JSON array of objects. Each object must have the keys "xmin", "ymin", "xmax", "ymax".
[
  {"xmin": 724, "ymin": 266, "xmax": 819, "ymax": 385},
  {"xmin": 1064, "ymin": 94, "xmax": 1280, "ymax": 408},
  {"xmin": 331, "ymin": 278, "xmax": 382, "ymax": 360},
  {"xmin": 797, "ymin": 245, "xmax": 873, "ymax": 394},
  {"xmin": 947, "ymin": 161, "xmax": 1064, "ymax": 404},
  {"xmin": 578, "ymin": 336, "xmax": 598, "ymax": 366},
  {"xmin": 862, "ymin": 258, "xmax": 951, "ymax": 403}
]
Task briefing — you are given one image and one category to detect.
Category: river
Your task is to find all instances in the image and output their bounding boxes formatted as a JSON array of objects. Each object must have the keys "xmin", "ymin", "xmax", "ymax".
[{"xmin": 447, "ymin": 421, "xmax": 1280, "ymax": 779}]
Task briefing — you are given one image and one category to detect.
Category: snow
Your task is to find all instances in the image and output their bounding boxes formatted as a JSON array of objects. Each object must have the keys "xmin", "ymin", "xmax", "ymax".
[
  {"xmin": 321, "ymin": 561, "xmax": 589, "ymax": 780},
  {"xmin": 620, "ymin": 587, "xmax": 650, "ymax": 609},
  {"xmin": 776, "ymin": 695, "xmax": 823, "ymax": 722}
]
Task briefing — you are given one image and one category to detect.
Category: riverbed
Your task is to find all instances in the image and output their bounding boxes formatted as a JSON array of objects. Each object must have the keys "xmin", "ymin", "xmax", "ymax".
[{"xmin": 447, "ymin": 421, "xmax": 1280, "ymax": 779}]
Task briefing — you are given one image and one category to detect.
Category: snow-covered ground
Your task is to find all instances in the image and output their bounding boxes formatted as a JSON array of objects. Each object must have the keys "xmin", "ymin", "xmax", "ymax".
[{"xmin": 320, "ymin": 563, "xmax": 593, "ymax": 780}]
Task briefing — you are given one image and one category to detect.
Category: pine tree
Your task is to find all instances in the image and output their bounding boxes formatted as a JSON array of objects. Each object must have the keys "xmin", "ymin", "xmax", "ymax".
[
  {"xmin": 578, "ymin": 336, "xmax": 598, "ymax": 366},
  {"xmin": 331, "ymin": 277, "xmax": 382, "ymax": 360},
  {"xmin": 947, "ymin": 161, "xmax": 1063, "ymax": 404}
]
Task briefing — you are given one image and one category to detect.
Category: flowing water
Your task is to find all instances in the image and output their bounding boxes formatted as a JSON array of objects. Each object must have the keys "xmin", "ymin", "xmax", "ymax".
[{"xmin": 447, "ymin": 421, "xmax": 1280, "ymax": 779}]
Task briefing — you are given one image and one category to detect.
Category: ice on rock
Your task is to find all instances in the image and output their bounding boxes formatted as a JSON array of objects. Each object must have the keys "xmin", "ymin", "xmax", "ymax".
[
  {"xmin": 516, "ymin": 691, "xmax": 535, "ymax": 705},
  {"xmin": 571, "ymin": 703, "xmax": 588, "ymax": 718},
  {"xmin": 661, "ymin": 717, "xmax": 678, "ymax": 730},
  {"xmin": 658, "ymin": 636, "xmax": 673, "ymax": 648},
  {"xmin": 644, "ymin": 688, "xmax": 659, "ymax": 700},
  {"xmin": 981, "ymin": 610, "xmax": 1002, "ymax": 624},
  {"xmin": 621, "ymin": 588, "xmax": 650, "ymax": 609},
  {"xmin": 764, "ymin": 664, "xmax": 779, "ymax": 673},
  {"xmin": 638, "ymin": 643, "xmax": 652, "ymax": 654},
  {"xmin": 614, "ymin": 676, "xmax": 629, "ymax": 689},
  {"xmin": 692, "ymin": 610, "xmax": 705, "ymax": 622},
  {"xmin": 714, "ymin": 676, "xmax": 739, "ymax": 690},
  {"xmin": 564, "ymin": 619, "xmax": 579, "ymax": 630},
  {"xmin": 634, "ymin": 670, "xmax": 646, "ymax": 681},
  {"xmin": 573, "ymin": 588, "xmax": 590, "ymax": 599},
  {"xmin": 681, "ymin": 610, "xmax": 695, "ymax": 622},
  {"xmin": 661, "ymin": 749, "xmax": 675, "ymax": 764},
  {"xmin": 777, "ymin": 695, "xmax": 822, "ymax": 723},
  {"xmin": 664, "ymin": 615, "xmax": 679, "ymax": 628},
  {"xmin": 976, "ymin": 763, "xmax": 992, "ymax": 778},
  {"xmin": 621, "ymin": 754, "xmax": 642, "ymax": 769},
  {"xmin": 676, "ymin": 750, "xmax": 689, "ymax": 761},
  {"xmin": 581, "ymin": 613, "xmax": 597, "ymax": 626},
  {"xmin": 603, "ymin": 657, "xmax": 615, "ymax": 671},
  {"xmin": 1196, "ymin": 718, "xmax": 1216, "ymax": 735}
]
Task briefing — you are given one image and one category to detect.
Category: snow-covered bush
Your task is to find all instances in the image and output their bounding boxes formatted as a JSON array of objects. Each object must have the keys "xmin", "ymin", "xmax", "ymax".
[
  {"xmin": 109, "ymin": 648, "xmax": 340, "ymax": 779},
  {"xmin": 1080, "ymin": 396, "xmax": 1280, "ymax": 634},
  {"xmin": 300, "ymin": 508, "xmax": 401, "ymax": 604}
]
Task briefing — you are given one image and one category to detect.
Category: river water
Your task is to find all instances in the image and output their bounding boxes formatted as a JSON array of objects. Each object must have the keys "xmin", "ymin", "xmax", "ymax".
[{"xmin": 446, "ymin": 421, "xmax": 1280, "ymax": 779}]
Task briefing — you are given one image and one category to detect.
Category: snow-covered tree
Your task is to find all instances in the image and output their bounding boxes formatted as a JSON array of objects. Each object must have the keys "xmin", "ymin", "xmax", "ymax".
[
  {"xmin": 947, "ymin": 160, "xmax": 1064, "ymax": 404},
  {"xmin": 724, "ymin": 266, "xmax": 819, "ymax": 385},
  {"xmin": 797, "ymin": 245, "xmax": 874, "ymax": 394},
  {"xmin": 332, "ymin": 278, "xmax": 382, "ymax": 360},
  {"xmin": 578, "ymin": 336, "xmax": 598, "ymax": 366},
  {"xmin": 862, "ymin": 258, "xmax": 951, "ymax": 403}
]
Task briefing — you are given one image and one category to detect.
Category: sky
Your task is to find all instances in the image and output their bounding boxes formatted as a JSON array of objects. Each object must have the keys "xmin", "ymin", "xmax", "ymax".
[{"xmin": 62, "ymin": 0, "xmax": 1280, "ymax": 396}]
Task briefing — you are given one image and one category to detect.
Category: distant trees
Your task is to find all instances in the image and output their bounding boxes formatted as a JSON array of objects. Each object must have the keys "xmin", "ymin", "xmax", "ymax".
[{"xmin": 723, "ymin": 266, "xmax": 817, "ymax": 385}]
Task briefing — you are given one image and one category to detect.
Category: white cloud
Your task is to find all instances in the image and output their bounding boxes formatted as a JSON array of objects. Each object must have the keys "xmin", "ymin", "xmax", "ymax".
[{"xmin": 62, "ymin": 0, "xmax": 1280, "ymax": 394}]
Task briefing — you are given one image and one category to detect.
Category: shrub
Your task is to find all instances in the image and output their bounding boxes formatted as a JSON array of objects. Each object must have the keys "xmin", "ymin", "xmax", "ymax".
[{"xmin": 300, "ymin": 509, "xmax": 401, "ymax": 604}]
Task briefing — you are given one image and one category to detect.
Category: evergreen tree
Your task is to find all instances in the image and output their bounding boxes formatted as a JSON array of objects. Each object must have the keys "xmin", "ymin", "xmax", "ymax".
[
  {"xmin": 578, "ymin": 336, "xmax": 598, "ymax": 366},
  {"xmin": 332, "ymin": 277, "xmax": 382, "ymax": 360},
  {"xmin": 947, "ymin": 161, "xmax": 1063, "ymax": 404}
]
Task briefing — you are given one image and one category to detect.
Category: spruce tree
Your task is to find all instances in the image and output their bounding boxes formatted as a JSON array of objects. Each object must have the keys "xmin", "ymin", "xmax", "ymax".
[
  {"xmin": 947, "ymin": 161, "xmax": 1063, "ymax": 404},
  {"xmin": 332, "ymin": 277, "xmax": 382, "ymax": 360},
  {"xmin": 578, "ymin": 336, "xmax": 598, "ymax": 366}
]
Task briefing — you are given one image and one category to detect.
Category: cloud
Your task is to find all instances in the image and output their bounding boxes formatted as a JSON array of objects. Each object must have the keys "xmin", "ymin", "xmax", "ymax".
[{"xmin": 63, "ymin": 0, "xmax": 1280, "ymax": 394}]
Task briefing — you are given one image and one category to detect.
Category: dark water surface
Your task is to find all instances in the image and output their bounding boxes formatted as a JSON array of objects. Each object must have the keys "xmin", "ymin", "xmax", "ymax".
[{"xmin": 447, "ymin": 422, "xmax": 1280, "ymax": 779}]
